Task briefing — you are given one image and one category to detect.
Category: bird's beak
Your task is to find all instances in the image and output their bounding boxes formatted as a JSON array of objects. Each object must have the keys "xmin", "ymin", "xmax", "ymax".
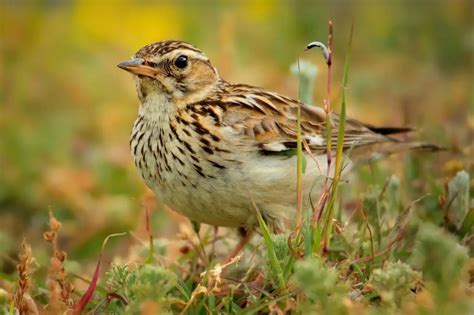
[{"xmin": 117, "ymin": 59, "xmax": 160, "ymax": 78}]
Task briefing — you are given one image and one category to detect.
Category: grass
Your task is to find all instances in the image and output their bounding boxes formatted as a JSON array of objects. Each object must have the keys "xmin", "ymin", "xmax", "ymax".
[
  {"xmin": 7, "ymin": 170, "xmax": 471, "ymax": 314},
  {"xmin": 1, "ymin": 8, "xmax": 473, "ymax": 315}
]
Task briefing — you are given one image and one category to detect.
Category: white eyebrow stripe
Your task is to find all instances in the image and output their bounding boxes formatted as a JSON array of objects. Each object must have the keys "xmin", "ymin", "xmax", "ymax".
[{"xmin": 164, "ymin": 49, "xmax": 209, "ymax": 61}]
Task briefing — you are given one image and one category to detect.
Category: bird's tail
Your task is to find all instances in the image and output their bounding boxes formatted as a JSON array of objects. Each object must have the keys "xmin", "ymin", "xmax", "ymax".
[{"xmin": 350, "ymin": 140, "xmax": 444, "ymax": 164}]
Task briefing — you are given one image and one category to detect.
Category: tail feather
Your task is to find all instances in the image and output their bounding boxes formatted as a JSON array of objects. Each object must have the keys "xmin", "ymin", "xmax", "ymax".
[
  {"xmin": 408, "ymin": 142, "xmax": 445, "ymax": 152},
  {"xmin": 366, "ymin": 125, "xmax": 414, "ymax": 135},
  {"xmin": 350, "ymin": 140, "xmax": 444, "ymax": 164}
]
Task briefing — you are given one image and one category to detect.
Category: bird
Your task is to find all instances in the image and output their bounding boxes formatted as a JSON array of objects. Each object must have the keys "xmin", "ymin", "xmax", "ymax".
[{"xmin": 118, "ymin": 40, "xmax": 438, "ymax": 235}]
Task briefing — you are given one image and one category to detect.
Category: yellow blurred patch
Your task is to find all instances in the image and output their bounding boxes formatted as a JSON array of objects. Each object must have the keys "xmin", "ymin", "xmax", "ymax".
[
  {"xmin": 243, "ymin": 0, "xmax": 277, "ymax": 21},
  {"xmin": 72, "ymin": 1, "xmax": 184, "ymax": 48},
  {"xmin": 442, "ymin": 159, "xmax": 465, "ymax": 174}
]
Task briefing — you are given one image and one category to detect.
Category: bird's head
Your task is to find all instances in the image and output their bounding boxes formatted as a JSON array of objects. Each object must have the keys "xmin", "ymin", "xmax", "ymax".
[{"xmin": 118, "ymin": 40, "xmax": 219, "ymax": 106}]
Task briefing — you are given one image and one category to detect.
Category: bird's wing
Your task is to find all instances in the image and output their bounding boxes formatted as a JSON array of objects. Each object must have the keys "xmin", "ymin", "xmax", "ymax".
[{"xmin": 212, "ymin": 85, "xmax": 398, "ymax": 155}]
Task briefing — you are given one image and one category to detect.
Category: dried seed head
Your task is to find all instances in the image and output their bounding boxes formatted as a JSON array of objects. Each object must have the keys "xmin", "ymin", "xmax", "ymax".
[
  {"xmin": 55, "ymin": 250, "xmax": 67, "ymax": 262},
  {"xmin": 43, "ymin": 231, "xmax": 56, "ymax": 242},
  {"xmin": 14, "ymin": 240, "xmax": 38, "ymax": 314},
  {"xmin": 49, "ymin": 210, "xmax": 62, "ymax": 231}
]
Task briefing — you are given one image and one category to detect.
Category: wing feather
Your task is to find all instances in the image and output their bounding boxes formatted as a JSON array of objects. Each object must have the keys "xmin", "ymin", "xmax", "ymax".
[
  {"xmin": 216, "ymin": 86, "xmax": 396, "ymax": 154},
  {"xmin": 185, "ymin": 81, "xmax": 439, "ymax": 161},
  {"xmin": 191, "ymin": 83, "xmax": 412, "ymax": 157}
]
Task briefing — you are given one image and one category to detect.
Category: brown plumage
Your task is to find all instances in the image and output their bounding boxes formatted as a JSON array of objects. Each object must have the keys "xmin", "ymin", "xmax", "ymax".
[{"xmin": 118, "ymin": 40, "xmax": 439, "ymax": 232}]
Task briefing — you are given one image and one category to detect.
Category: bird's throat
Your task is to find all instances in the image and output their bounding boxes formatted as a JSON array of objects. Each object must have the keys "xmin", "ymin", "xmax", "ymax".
[{"xmin": 138, "ymin": 92, "xmax": 175, "ymax": 125}]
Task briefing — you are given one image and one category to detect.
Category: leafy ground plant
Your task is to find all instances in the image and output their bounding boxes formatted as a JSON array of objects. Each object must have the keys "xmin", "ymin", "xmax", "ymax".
[{"xmin": 2, "ymin": 22, "xmax": 473, "ymax": 315}]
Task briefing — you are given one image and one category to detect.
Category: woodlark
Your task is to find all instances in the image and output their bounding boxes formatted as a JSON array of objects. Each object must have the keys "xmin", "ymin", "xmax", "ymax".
[{"xmin": 118, "ymin": 40, "xmax": 437, "ymax": 232}]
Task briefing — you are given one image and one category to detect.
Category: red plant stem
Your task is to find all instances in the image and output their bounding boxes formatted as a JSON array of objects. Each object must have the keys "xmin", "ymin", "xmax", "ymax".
[
  {"xmin": 296, "ymin": 59, "xmax": 304, "ymax": 228},
  {"xmin": 314, "ymin": 21, "xmax": 334, "ymax": 224},
  {"xmin": 73, "ymin": 233, "xmax": 126, "ymax": 314},
  {"xmin": 73, "ymin": 252, "xmax": 102, "ymax": 315},
  {"xmin": 325, "ymin": 21, "xmax": 333, "ymax": 175}
]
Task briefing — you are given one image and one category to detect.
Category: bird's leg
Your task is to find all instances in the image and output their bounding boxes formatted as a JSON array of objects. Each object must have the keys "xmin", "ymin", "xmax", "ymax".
[{"xmin": 225, "ymin": 227, "xmax": 253, "ymax": 263}]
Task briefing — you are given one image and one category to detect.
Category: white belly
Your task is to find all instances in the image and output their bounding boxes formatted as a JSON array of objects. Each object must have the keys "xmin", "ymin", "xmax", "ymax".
[
  {"xmin": 148, "ymin": 150, "xmax": 351, "ymax": 231},
  {"xmin": 131, "ymin": 115, "xmax": 352, "ymax": 231}
]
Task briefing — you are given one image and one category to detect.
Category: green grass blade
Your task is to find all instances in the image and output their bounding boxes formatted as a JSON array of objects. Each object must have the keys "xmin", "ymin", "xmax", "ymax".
[
  {"xmin": 254, "ymin": 204, "xmax": 287, "ymax": 291},
  {"xmin": 322, "ymin": 23, "xmax": 354, "ymax": 251},
  {"xmin": 334, "ymin": 23, "xmax": 353, "ymax": 180},
  {"xmin": 296, "ymin": 59, "xmax": 304, "ymax": 228},
  {"xmin": 304, "ymin": 207, "xmax": 312, "ymax": 257}
]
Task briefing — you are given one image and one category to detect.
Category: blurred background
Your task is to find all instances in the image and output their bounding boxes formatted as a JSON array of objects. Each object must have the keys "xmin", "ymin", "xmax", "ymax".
[{"xmin": 0, "ymin": 0, "xmax": 472, "ymax": 277}]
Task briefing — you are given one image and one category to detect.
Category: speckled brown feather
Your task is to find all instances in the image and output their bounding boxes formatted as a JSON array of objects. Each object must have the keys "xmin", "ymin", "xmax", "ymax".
[
  {"xmin": 121, "ymin": 40, "xmax": 439, "ymax": 231},
  {"xmin": 184, "ymin": 81, "xmax": 401, "ymax": 156}
]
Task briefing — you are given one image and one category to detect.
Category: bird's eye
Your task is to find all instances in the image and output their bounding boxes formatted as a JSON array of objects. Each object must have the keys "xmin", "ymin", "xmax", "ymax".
[{"xmin": 174, "ymin": 55, "xmax": 188, "ymax": 69}]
